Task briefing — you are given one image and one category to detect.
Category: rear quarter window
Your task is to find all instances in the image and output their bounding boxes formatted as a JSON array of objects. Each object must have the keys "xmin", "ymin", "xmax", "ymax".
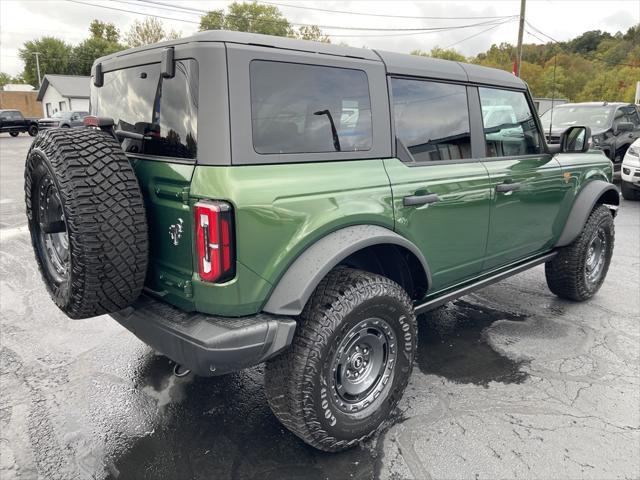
[
  {"xmin": 249, "ymin": 60, "xmax": 372, "ymax": 154},
  {"xmin": 92, "ymin": 59, "xmax": 198, "ymax": 159}
]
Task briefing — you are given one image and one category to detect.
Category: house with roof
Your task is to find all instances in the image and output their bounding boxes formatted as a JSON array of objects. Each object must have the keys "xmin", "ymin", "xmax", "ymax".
[{"xmin": 36, "ymin": 74, "xmax": 90, "ymax": 117}]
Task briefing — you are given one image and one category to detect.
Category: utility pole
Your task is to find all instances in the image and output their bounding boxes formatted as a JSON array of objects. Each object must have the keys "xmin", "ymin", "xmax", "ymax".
[
  {"xmin": 33, "ymin": 52, "xmax": 42, "ymax": 88},
  {"xmin": 516, "ymin": 0, "xmax": 526, "ymax": 77}
]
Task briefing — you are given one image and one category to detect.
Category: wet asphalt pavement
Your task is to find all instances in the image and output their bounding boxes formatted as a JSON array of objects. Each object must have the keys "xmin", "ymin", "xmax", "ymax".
[{"xmin": 1, "ymin": 134, "xmax": 639, "ymax": 479}]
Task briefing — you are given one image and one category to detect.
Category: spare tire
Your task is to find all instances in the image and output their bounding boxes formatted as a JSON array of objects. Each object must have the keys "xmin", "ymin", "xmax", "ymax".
[{"xmin": 25, "ymin": 128, "xmax": 148, "ymax": 319}]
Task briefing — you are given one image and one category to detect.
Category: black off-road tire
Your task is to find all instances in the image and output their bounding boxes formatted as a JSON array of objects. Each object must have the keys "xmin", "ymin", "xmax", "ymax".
[
  {"xmin": 621, "ymin": 181, "xmax": 640, "ymax": 201},
  {"xmin": 28, "ymin": 124, "xmax": 38, "ymax": 136},
  {"xmin": 545, "ymin": 205, "xmax": 614, "ymax": 301},
  {"xmin": 9, "ymin": 131, "xmax": 19, "ymax": 137},
  {"xmin": 264, "ymin": 267, "xmax": 417, "ymax": 452},
  {"xmin": 25, "ymin": 128, "xmax": 148, "ymax": 319}
]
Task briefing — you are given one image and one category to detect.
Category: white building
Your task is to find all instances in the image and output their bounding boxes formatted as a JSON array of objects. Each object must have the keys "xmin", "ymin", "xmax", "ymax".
[
  {"xmin": 2, "ymin": 84, "xmax": 35, "ymax": 92},
  {"xmin": 36, "ymin": 74, "xmax": 90, "ymax": 117}
]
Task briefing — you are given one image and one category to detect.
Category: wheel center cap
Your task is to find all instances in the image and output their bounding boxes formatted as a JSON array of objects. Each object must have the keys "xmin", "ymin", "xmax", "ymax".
[{"xmin": 351, "ymin": 354, "xmax": 364, "ymax": 370}]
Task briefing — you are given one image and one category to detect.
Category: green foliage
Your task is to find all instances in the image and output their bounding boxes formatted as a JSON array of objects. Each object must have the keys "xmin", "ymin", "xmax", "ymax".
[
  {"xmin": 473, "ymin": 24, "xmax": 640, "ymax": 102},
  {"xmin": 200, "ymin": 2, "xmax": 292, "ymax": 36},
  {"xmin": 0, "ymin": 72, "xmax": 25, "ymax": 88},
  {"xmin": 411, "ymin": 47, "xmax": 466, "ymax": 62},
  {"xmin": 19, "ymin": 37, "xmax": 73, "ymax": 86},
  {"xmin": 89, "ymin": 20, "xmax": 119, "ymax": 43},
  {"xmin": 296, "ymin": 25, "xmax": 330, "ymax": 43},
  {"xmin": 71, "ymin": 38, "xmax": 123, "ymax": 76},
  {"xmin": 125, "ymin": 17, "xmax": 180, "ymax": 48},
  {"xmin": 199, "ymin": 1, "xmax": 329, "ymax": 42}
]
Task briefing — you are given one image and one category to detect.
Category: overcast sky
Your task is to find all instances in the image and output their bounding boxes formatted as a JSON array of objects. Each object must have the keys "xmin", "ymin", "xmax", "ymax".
[{"xmin": 1, "ymin": 0, "xmax": 639, "ymax": 77}]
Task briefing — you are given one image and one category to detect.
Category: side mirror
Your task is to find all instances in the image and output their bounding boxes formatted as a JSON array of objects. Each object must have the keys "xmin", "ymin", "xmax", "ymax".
[
  {"xmin": 616, "ymin": 122, "xmax": 633, "ymax": 133},
  {"xmin": 561, "ymin": 126, "xmax": 591, "ymax": 153}
]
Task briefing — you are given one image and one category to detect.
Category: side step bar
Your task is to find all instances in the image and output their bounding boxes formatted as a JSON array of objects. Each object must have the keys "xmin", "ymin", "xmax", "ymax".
[{"xmin": 414, "ymin": 252, "xmax": 557, "ymax": 315}]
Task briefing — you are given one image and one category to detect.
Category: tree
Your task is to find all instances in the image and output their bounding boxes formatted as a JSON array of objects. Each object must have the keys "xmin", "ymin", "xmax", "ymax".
[
  {"xmin": 296, "ymin": 25, "xmax": 330, "ymax": 43},
  {"xmin": 200, "ymin": 2, "xmax": 292, "ymax": 37},
  {"xmin": 70, "ymin": 38, "xmax": 123, "ymax": 76},
  {"xmin": 411, "ymin": 47, "xmax": 466, "ymax": 62},
  {"xmin": 89, "ymin": 20, "xmax": 119, "ymax": 43},
  {"xmin": 0, "ymin": 72, "xmax": 21, "ymax": 89},
  {"xmin": 19, "ymin": 37, "xmax": 73, "ymax": 86},
  {"xmin": 125, "ymin": 17, "xmax": 180, "ymax": 48}
]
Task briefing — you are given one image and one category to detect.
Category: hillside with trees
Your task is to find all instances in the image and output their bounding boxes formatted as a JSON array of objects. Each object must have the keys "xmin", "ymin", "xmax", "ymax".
[{"xmin": 1, "ymin": 1, "xmax": 637, "ymax": 103}]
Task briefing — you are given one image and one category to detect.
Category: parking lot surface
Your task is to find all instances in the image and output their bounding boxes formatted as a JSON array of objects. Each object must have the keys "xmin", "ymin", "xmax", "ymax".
[{"xmin": 1, "ymin": 134, "xmax": 639, "ymax": 479}]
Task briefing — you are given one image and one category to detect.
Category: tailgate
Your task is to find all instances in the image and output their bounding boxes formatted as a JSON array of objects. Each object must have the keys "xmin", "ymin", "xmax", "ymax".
[{"xmin": 132, "ymin": 158, "xmax": 196, "ymax": 311}]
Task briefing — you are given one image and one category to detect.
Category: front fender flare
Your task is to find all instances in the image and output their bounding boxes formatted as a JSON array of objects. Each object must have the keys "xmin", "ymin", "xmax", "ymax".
[
  {"xmin": 262, "ymin": 225, "xmax": 431, "ymax": 316},
  {"xmin": 555, "ymin": 180, "xmax": 619, "ymax": 247}
]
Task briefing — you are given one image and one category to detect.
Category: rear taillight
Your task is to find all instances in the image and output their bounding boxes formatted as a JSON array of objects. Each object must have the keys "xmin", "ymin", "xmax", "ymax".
[{"xmin": 195, "ymin": 201, "xmax": 235, "ymax": 283}]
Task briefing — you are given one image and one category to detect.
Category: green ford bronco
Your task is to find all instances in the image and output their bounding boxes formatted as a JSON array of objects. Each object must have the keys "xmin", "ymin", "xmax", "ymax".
[{"xmin": 25, "ymin": 31, "xmax": 619, "ymax": 452}]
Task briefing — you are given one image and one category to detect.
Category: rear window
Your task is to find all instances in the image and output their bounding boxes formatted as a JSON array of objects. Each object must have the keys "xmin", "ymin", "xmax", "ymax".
[
  {"xmin": 250, "ymin": 60, "xmax": 372, "ymax": 154},
  {"xmin": 92, "ymin": 59, "xmax": 198, "ymax": 159}
]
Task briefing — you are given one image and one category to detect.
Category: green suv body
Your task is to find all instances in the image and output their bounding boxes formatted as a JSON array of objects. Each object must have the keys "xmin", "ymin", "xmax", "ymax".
[{"xmin": 26, "ymin": 31, "xmax": 619, "ymax": 452}]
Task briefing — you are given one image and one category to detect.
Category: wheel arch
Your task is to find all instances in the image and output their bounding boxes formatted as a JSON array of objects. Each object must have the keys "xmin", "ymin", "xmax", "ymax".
[
  {"xmin": 262, "ymin": 225, "xmax": 431, "ymax": 316},
  {"xmin": 555, "ymin": 180, "xmax": 619, "ymax": 247}
]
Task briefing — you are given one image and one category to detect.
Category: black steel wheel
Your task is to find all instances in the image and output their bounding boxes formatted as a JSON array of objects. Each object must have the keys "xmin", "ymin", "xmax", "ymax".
[
  {"xmin": 28, "ymin": 124, "xmax": 38, "ymax": 136},
  {"xmin": 9, "ymin": 131, "xmax": 19, "ymax": 137},
  {"xmin": 34, "ymin": 170, "xmax": 70, "ymax": 285},
  {"xmin": 265, "ymin": 267, "xmax": 417, "ymax": 452}
]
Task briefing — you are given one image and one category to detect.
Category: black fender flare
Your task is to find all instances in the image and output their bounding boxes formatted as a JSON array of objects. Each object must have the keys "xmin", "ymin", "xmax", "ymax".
[
  {"xmin": 555, "ymin": 180, "xmax": 619, "ymax": 247},
  {"xmin": 262, "ymin": 225, "xmax": 432, "ymax": 316}
]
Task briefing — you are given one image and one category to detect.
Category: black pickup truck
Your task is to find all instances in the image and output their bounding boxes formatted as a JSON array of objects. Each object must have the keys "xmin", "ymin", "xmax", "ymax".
[{"xmin": 0, "ymin": 109, "xmax": 39, "ymax": 137}]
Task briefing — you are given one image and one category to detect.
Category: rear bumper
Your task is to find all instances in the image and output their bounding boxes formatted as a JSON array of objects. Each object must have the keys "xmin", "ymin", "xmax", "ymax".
[{"xmin": 110, "ymin": 294, "xmax": 296, "ymax": 376}]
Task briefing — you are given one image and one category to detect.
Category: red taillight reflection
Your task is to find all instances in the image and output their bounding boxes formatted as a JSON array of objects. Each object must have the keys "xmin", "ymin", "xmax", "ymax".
[{"xmin": 195, "ymin": 201, "xmax": 235, "ymax": 283}]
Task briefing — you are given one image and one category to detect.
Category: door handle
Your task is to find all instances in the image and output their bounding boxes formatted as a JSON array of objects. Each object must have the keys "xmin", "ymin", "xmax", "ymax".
[
  {"xmin": 496, "ymin": 182, "xmax": 521, "ymax": 193},
  {"xmin": 403, "ymin": 193, "xmax": 440, "ymax": 206}
]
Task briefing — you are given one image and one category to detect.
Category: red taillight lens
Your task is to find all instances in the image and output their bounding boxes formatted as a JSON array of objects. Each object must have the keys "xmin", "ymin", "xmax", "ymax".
[{"xmin": 195, "ymin": 201, "xmax": 235, "ymax": 283}]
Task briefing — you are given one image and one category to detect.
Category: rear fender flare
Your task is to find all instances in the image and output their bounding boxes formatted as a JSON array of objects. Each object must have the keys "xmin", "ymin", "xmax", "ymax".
[
  {"xmin": 262, "ymin": 225, "xmax": 431, "ymax": 316},
  {"xmin": 555, "ymin": 180, "xmax": 619, "ymax": 247}
]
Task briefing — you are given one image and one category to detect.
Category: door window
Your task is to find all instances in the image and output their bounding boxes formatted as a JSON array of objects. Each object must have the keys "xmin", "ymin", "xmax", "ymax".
[
  {"xmin": 479, "ymin": 87, "xmax": 543, "ymax": 157},
  {"xmin": 250, "ymin": 60, "xmax": 372, "ymax": 154},
  {"xmin": 391, "ymin": 78, "xmax": 471, "ymax": 162}
]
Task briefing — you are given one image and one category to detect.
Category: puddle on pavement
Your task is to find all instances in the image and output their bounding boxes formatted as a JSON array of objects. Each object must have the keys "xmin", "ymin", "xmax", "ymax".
[
  {"xmin": 105, "ymin": 355, "xmax": 387, "ymax": 480},
  {"xmin": 416, "ymin": 299, "xmax": 529, "ymax": 386}
]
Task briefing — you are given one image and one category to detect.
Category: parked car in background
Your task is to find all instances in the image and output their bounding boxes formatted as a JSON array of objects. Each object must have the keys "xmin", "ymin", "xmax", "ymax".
[
  {"xmin": 540, "ymin": 102, "xmax": 640, "ymax": 162},
  {"xmin": 532, "ymin": 97, "xmax": 568, "ymax": 115},
  {"xmin": 0, "ymin": 109, "xmax": 39, "ymax": 136},
  {"xmin": 38, "ymin": 110, "xmax": 89, "ymax": 130},
  {"xmin": 621, "ymin": 138, "xmax": 640, "ymax": 200}
]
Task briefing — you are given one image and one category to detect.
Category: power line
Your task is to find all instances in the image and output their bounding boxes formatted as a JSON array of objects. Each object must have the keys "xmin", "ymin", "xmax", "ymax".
[
  {"xmin": 67, "ymin": 0, "xmax": 200, "ymax": 24},
  {"xmin": 256, "ymin": 1, "xmax": 518, "ymax": 20},
  {"xmin": 71, "ymin": 0, "xmax": 516, "ymax": 35},
  {"xmin": 443, "ymin": 18, "xmax": 515, "ymax": 49}
]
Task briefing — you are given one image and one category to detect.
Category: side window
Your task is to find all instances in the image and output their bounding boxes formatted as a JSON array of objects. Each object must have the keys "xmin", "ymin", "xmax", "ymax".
[
  {"xmin": 479, "ymin": 87, "xmax": 543, "ymax": 157},
  {"xmin": 94, "ymin": 60, "xmax": 198, "ymax": 159},
  {"xmin": 250, "ymin": 60, "xmax": 372, "ymax": 154},
  {"xmin": 391, "ymin": 78, "xmax": 471, "ymax": 162}
]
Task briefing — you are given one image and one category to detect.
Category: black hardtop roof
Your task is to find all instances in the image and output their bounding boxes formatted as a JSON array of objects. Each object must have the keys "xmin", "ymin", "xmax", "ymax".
[{"xmin": 94, "ymin": 30, "xmax": 527, "ymax": 90}]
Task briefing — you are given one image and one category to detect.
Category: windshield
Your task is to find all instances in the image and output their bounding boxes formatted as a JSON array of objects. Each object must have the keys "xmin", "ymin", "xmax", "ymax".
[
  {"xmin": 51, "ymin": 111, "xmax": 64, "ymax": 119},
  {"xmin": 540, "ymin": 105, "xmax": 614, "ymax": 131}
]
